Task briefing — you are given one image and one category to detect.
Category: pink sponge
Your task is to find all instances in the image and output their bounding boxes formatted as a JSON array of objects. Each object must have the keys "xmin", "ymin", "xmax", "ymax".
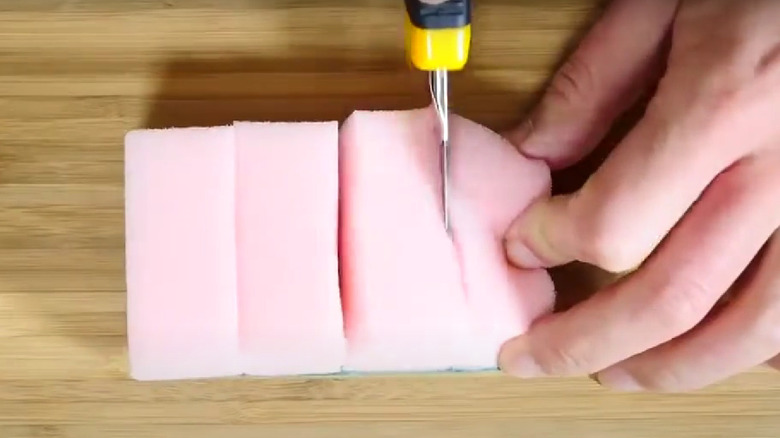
[
  {"xmin": 235, "ymin": 121, "xmax": 345, "ymax": 376},
  {"xmin": 338, "ymin": 109, "xmax": 474, "ymax": 372},
  {"xmin": 446, "ymin": 109, "xmax": 555, "ymax": 367},
  {"xmin": 124, "ymin": 127, "xmax": 240, "ymax": 380},
  {"xmin": 124, "ymin": 122, "xmax": 345, "ymax": 381},
  {"xmin": 124, "ymin": 108, "xmax": 554, "ymax": 380},
  {"xmin": 338, "ymin": 108, "xmax": 554, "ymax": 372}
]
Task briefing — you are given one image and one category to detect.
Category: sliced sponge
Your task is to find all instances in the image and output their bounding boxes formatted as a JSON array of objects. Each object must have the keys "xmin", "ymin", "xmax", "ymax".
[{"xmin": 123, "ymin": 108, "xmax": 554, "ymax": 380}]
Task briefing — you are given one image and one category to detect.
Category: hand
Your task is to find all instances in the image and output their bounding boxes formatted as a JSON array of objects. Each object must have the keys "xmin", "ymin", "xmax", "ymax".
[{"xmin": 499, "ymin": 0, "xmax": 780, "ymax": 392}]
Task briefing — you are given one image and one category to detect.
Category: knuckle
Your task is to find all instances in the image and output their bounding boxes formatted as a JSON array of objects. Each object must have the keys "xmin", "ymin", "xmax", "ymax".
[
  {"xmin": 636, "ymin": 368, "xmax": 695, "ymax": 393},
  {"xmin": 695, "ymin": 83, "xmax": 745, "ymax": 130},
  {"xmin": 580, "ymin": 234, "xmax": 638, "ymax": 273},
  {"xmin": 536, "ymin": 343, "xmax": 593, "ymax": 376},
  {"xmin": 573, "ymin": 215, "xmax": 642, "ymax": 273},
  {"xmin": 547, "ymin": 53, "xmax": 598, "ymax": 109},
  {"xmin": 648, "ymin": 274, "xmax": 715, "ymax": 333}
]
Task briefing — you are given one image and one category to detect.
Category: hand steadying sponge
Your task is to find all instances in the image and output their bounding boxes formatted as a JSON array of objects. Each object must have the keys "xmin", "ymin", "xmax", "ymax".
[{"xmin": 124, "ymin": 107, "xmax": 555, "ymax": 381}]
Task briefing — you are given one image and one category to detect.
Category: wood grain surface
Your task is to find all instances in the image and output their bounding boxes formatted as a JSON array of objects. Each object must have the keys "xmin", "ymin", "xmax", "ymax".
[{"xmin": 1, "ymin": 1, "xmax": 778, "ymax": 437}]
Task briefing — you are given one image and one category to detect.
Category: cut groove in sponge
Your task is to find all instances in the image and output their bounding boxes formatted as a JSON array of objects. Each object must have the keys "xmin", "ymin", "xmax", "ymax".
[{"xmin": 124, "ymin": 107, "xmax": 555, "ymax": 381}]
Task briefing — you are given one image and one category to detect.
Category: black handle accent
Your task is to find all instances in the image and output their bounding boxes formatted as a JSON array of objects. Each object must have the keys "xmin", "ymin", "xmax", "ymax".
[{"xmin": 405, "ymin": 0, "xmax": 471, "ymax": 30}]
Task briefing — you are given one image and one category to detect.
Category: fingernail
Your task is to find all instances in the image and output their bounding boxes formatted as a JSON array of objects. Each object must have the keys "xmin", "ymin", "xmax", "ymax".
[
  {"xmin": 505, "ymin": 118, "xmax": 534, "ymax": 147},
  {"xmin": 498, "ymin": 336, "xmax": 544, "ymax": 378},
  {"xmin": 505, "ymin": 237, "xmax": 546, "ymax": 269},
  {"xmin": 504, "ymin": 209, "xmax": 548, "ymax": 268},
  {"xmin": 508, "ymin": 116, "xmax": 553, "ymax": 160},
  {"xmin": 596, "ymin": 368, "xmax": 643, "ymax": 392}
]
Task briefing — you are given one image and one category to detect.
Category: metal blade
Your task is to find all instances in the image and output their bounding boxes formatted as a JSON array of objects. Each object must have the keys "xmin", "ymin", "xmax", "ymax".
[{"xmin": 429, "ymin": 68, "xmax": 451, "ymax": 234}]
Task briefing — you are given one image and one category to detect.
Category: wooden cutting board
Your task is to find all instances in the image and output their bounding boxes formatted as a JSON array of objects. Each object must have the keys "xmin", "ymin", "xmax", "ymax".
[{"xmin": 0, "ymin": 1, "xmax": 778, "ymax": 437}]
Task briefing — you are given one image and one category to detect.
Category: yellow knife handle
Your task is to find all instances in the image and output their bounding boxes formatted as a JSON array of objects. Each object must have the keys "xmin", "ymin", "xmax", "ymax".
[{"xmin": 404, "ymin": 0, "xmax": 471, "ymax": 71}]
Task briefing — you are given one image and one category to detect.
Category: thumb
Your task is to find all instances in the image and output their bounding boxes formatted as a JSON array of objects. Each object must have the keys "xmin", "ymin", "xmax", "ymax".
[{"xmin": 506, "ymin": 0, "xmax": 679, "ymax": 170}]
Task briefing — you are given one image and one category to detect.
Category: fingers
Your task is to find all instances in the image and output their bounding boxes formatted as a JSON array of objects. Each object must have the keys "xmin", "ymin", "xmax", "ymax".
[
  {"xmin": 505, "ymin": 0, "xmax": 679, "ymax": 170},
  {"xmin": 503, "ymin": 39, "xmax": 780, "ymax": 273},
  {"xmin": 506, "ymin": 0, "xmax": 780, "ymax": 273},
  {"xmin": 505, "ymin": 94, "xmax": 745, "ymax": 271},
  {"xmin": 597, "ymin": 230, "xmax": 780, "ymax": 392},
  {"xmin": 499, "ymin": 155, "xmax": 780, "ymax": 379}
]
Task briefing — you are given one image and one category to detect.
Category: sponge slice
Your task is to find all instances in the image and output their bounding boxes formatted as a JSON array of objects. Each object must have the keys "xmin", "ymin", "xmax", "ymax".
[
  {"xmin": 338, "ymin": 108, "xmax": 556, "ymax": 372},
  {"xmin": 235, "ymin": 121, "xmax": 346, "ymax": 376},
  {"xmin": 125, "ymin": 126, "xmax": 240, "ymax": 381}
]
